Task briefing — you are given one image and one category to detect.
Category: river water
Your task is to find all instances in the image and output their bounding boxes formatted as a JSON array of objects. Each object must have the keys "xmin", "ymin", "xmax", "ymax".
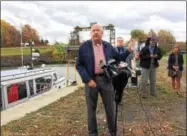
[{"xmin": 46, "ymin": 64, "xmax": 81, "ymax": 81}]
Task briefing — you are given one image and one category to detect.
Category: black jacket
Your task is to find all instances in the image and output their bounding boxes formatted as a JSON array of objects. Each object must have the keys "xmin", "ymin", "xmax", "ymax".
[
  {"xmin": 167, "ymin": 53, "xmax": 184, "ymax": 71},
  {"xmin": 139, "ymin": 46, "xmax": 162, "ymax": 69}
]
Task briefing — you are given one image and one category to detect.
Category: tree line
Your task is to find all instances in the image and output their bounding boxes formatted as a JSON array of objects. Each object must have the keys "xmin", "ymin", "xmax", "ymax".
[
  {"xmin": 1, "ymin": 19, "xmax": 185, "ymax": 52},
  {"xmin": 130, "ymin": 29, "xmax": 176, "ymax": 44},
  {"xmin": 1, "ymin": 19, "xmax": 49, "ymax": 48},
  {"xmin": 129, "ymin": 28, "xmax": 186, "ymax": 53}
]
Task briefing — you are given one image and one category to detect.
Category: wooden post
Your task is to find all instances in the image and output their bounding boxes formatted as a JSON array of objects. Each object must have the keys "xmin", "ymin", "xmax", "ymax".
[
  {"xmin": 66, "ymin": 49, "xmax": 69, "ymax": 86},
  {"xmin": 66, "ymin": 61, "xmax": 69, "ymax": 86},
  {"xmin": 74, "ymin": 57, "xmax": 77, "ymax": 82}
]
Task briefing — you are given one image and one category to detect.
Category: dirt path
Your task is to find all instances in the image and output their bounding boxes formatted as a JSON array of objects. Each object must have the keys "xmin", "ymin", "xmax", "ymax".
[
  {"xmin": 97, "ymin": 86, "xmax": 186, "ymax": 136},
  {"xmin": 1, "ymin": 87, "xmax": 186, "ymax": 136},
  {"xmin": 96, "ymin": 57, "xmax": 186, "ymax": 136}
]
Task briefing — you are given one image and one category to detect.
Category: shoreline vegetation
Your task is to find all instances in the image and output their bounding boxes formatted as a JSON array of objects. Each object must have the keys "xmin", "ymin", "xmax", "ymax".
[
  {"xmin": 1, "ymin": 46, "xmax": 78, "ymax": 67},
  {"xmin": 1, "ymin": 46, "xmax": 186, "ymax": 68}
]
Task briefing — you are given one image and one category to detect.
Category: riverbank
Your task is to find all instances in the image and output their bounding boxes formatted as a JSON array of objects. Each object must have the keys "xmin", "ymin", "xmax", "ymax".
[
  {"xmin": 1, "ymin": 83, "xmax": 186, "ymax": 136},
  {"xmin": 1, "ymin": 85, "xmax": 78, "ymax": 126},
  {"xmin": 1, "ymin": 51, "xmax": 69, "ymax": 67},
  {"xmin": 1, "ymin": 55, "xmax": 186, "ymax": 136}
]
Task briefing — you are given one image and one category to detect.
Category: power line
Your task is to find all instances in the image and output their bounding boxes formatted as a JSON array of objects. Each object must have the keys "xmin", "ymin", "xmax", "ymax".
[
  {"xmin": 120, "ymin": 103, "xmax": 125, "ymax": 136},
  {"xmin": 121, "ymin": 86, "xmax": 157, "ymax": 136},
  {"xmin": 136, "ymin": 86, "xmax": 156, "ymax": 136}
]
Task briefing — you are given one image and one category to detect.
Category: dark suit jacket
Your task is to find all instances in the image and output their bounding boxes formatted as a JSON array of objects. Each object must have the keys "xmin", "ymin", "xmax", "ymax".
[
  {"xmin": 167, "ymin": 53, "xmax": 184, "ymax": 71},
  {"xmin": 76, "ymin": 40, "xmax": 130, "ymax": 84},
  {"xmin": 139, "ymin": 46, "xmax": 162, "ymax": 69}
]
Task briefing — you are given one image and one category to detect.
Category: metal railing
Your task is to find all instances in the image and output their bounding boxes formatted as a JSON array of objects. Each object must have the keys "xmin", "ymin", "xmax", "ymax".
[
  {"xmin": 65, "ymin": 46, "xmax": 80, "ymax": 51},
  {"xmin": 1, "ymin": 68, "xmax": 52, "ymax": 78}
]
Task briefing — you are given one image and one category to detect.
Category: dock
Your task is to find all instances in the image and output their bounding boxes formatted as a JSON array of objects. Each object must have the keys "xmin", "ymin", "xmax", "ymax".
[{"xmin": 1, "ymin": 84, "xmax": 82, "ymax": 126}]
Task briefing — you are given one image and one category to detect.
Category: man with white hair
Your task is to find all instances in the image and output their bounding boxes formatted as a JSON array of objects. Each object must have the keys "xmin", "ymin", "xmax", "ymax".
[{"xmin": 76, "ymin": 24, "xmax": 135, "ymax": 136}]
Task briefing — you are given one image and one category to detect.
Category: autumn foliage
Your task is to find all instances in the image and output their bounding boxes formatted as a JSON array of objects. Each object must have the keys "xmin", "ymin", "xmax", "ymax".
[
  {"xmin": 1, "ymin": 20, "xmax": 21, "ymax": 47},
  {"xmin": 22, "ymin": 24, "xmax": 40, "ymax": 44},
  {"xmin": 1, "ymin": 19, "xmax": 46, "ymax": 47},
  {"xmin": 130, "ymin": 29, "xmax": 185, "ymax": 53}
]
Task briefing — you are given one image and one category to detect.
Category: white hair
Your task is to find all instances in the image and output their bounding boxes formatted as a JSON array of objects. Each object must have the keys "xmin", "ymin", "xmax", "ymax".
[
  {"xmin": 91, "ymin": 23, "xmax": 103, "ymax": 32},
  {"xmin": 117, "ymin": 37, "xmax": 124, "ymax": 41}
]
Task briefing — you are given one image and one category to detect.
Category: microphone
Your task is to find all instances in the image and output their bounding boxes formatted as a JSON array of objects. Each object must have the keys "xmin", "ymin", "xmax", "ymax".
[
  {"xmin": 99, "ymin": 60, "xmax": 110, "ymax": 80},
  {"xmin": 99, "ymin": 60, "xmax": 106, "ymax": 69}
]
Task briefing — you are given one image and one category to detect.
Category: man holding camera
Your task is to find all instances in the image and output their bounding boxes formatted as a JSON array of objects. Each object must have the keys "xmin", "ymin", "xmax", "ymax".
[
  {"xmin": 115, "ymin": 37, "xmax": 139, "ymax": 87},
  {"xmin": 76, "ymin": 24, "xmax": 135, "ymax": 136}
]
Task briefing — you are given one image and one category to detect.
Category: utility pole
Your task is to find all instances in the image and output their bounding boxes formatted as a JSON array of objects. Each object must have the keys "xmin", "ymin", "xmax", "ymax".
[
  {"xmin": 20, "ymin": 23, "xmax": 23, "ymax": 66},
  {"xmin": 30, "ymin": 40, "xmax": 34, "ymax": 69}
]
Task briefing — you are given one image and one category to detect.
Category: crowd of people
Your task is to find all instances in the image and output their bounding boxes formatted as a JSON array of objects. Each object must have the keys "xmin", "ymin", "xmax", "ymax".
[
  {"xmin": 115, "ymin": 35, "xmax": 184, "ymax": 97},
  {"xmin": 76, "ymin": 24, "xmax": 184, "ymax": 136},
  {"xmin": 116, "ymin": 36, "xmax": 163, "ymax": 98}
]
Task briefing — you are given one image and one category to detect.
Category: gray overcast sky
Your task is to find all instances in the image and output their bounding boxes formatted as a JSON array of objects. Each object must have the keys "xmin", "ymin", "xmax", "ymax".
[{"xmin": 1, "ymin": 1, "xmax": 186, "ymax": 44}]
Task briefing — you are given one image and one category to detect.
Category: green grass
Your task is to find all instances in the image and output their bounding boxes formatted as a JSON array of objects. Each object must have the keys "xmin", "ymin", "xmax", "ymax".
[
  {"xmin": 2, "ymin": 84, "xmax": 186, "ymax": 136},
  {"xmin": 1, "ymin": 46, "xmax": 54, "ymax": 56}
]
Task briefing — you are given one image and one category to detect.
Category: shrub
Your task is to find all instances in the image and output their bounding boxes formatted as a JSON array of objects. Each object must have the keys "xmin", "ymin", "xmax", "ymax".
[
  {"xmin": 52, "ymin": 45, "xmax": 67, "ymax": 62},
  {"xmin": 33, "ymin": 48, "xmax": 40, "ymax": 53},
  {"xmin": 159, "ymin": 46, "xmax": 167, "ymax": 56}
]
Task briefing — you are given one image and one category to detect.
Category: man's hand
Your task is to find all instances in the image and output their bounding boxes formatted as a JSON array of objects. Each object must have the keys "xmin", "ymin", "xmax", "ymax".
[
  {"xmin": 153, "ymin": 54, "xmax": 158, "ymax": 58},
  {"xmin": 135, "ymin": 52, "xmax": 140, "ymax": 60},
  {"xmin": 150, "ymin": 54, "xmax": 157, "ymax": 58},
  {"xmin": 150, "ymin": 54, "xmax": 154, "ymax": 58},
  {"xmin": 128, "ymin": 39, "xmax": 136, "ymax": 52},
  {"xmin": 88, "ymin": 80, "xmax": 97, "ymax": 88}
]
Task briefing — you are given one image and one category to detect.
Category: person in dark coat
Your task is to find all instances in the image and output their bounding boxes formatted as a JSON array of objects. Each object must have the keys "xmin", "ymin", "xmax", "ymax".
[
  {"xmin": 167, "ymin": 45, "xmax": 184, "ymax": 94},
  {"xmin": 139, "ymin": 37, "xmax": 162, "ymax": 98}
]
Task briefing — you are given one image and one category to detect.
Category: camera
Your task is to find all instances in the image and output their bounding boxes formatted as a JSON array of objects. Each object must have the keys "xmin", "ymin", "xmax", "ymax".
[
  {"xmin": 100, "ymin": 59, "xmax": 132, "ymax": 79},
  {"xmin": 100, "ymin": 59, "xmax": 135, "ymax": 135},
  {"xmin": 100, "ymin": 59, "xmax": 132, "ymax": 104}
]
